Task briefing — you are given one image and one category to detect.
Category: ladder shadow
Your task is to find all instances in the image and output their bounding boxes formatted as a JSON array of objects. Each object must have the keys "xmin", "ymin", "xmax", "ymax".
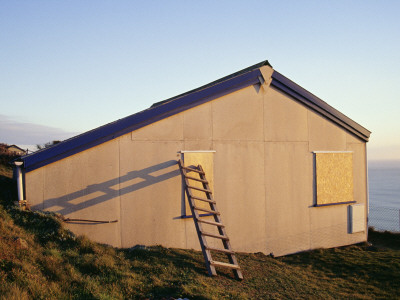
[{"xmin": 32, "ymin": 160, "xmax": 180, "ymax": 215}]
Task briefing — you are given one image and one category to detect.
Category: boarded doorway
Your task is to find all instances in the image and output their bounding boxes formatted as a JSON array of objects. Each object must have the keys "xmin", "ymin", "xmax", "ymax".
[{"xmin": 180, "ymin": 151, "xmax": 215, "ymax": 217}]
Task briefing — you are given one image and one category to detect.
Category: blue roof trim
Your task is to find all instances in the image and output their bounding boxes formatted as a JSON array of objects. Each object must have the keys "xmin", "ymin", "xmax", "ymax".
[
  {"xmin": 271, "ymin": 71, "xmax": 371, "ymax": 142},
  {"xmin": 22, "ymin": 68, "xmax": 263, "ymax": 172}
]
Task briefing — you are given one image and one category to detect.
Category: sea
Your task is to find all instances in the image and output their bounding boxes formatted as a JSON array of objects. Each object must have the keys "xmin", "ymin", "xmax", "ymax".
[{"xmin": 368, "ymin": 160, "xmax": 400, "ymax": 232}]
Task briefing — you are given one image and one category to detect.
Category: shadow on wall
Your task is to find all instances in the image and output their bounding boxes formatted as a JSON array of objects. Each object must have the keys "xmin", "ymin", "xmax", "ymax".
[{"xmin": 32, "ymin": 160, "xmax": 181, "ymax": 215}]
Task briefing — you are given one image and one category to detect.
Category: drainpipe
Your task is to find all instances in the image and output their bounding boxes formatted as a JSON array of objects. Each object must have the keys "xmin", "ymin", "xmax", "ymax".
[{"xmin": 13, "ymin": 161, "xmax": 24, "ymax": 201}]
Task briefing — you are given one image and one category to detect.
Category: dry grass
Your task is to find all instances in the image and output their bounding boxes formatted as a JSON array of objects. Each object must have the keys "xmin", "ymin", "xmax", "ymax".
[{"xmin": 1, "ymin": 157, "xmax": 400, "ymax": 299}]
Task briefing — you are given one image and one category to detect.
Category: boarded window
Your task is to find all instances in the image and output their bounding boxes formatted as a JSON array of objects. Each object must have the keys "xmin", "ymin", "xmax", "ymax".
[{"xmin": 315, "ymin": 152, "xmax": 354, "ymax": 205}]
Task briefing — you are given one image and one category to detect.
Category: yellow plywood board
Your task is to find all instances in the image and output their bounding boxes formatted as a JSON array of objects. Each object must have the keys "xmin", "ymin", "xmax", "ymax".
[
  {"xmin": 316, "ymin": 152, "xmax": 354, "ymax": 205},
  {"xmin": 183, "ymin": 152, "xmax": 214, "ymax": 215}
]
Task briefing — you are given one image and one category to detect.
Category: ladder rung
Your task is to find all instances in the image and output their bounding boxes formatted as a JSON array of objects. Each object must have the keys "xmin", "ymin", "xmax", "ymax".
[
  {"xmin": 201, "ymin": 231, "xmax": 229, "ymax": 240},
  {"xmin": 184, "ymin": 175, "xmax": 208, "ymax": 183},
  {"xmin": 206, "ymin": 246, "xmax": 234, "ymax": 254},
  {"xmin": 179, "ymin": 159, "xmax": 242, "ymax": 278},
  {"xmin": 193, "ymin": 206, "xmax": 220, "ymax": 215},
  {"xmin": 197, "ymin": 219, "xmax": 224, "ymax": 227},
  {"xmin": 187, "ymin": 185, "xmax": 212, "ymax": 193},
  {"xmin": 210, "ymin": 260, "xmax": 241, "ymax": 270},
  {"xmin": 181, "ymin": 166, "xmax": 204, "ymax": 174},
  {"xmin": 191, "ymin": 196, "xmax": 216, "ymax": 204}
]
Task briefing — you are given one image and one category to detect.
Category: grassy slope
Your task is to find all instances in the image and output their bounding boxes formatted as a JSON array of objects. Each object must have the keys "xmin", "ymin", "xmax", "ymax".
[{"xmin": 1, "ymin": 159, "xmax": 400, "ymax": 299}]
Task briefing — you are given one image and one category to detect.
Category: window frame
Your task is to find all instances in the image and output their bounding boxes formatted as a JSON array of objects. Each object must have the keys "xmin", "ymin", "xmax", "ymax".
[{"xmin": 313, "ymin": 151, "xmax": 356, "ymax": 207}]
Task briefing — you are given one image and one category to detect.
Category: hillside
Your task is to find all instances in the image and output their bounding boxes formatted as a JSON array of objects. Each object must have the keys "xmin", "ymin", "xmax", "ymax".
[{"xmin": 1, "ymin": 156, "xmax": 400, "ymax": 299}]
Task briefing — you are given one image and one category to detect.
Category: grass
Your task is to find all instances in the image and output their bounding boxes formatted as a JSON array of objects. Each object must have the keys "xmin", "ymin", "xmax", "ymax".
[{"xmin": 1, "ymin": 155, "xmax": 400, "ymax": 299}]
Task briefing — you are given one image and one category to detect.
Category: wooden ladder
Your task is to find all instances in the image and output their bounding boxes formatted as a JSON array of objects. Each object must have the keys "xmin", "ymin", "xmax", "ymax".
[{"xmin": 178, "ymin": 159, "xmax": 243, "ymax": 280}]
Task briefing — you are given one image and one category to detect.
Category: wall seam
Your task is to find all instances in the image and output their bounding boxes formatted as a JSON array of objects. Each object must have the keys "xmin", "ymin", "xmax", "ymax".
[
  {"xmin": 182, "ymin": 112, "xmax": 188, "ymax": 249},
  {"xmin": 307, "ymin": 109, "xmax": 312, "ymax": 251},
  {"xmin": 211, "ymin": 102, "xmax": 214, "ymax": 150},
  {"xmin": 118, "ymin": 139, "xmax": 123, "ymax": 248},
  {"xmin": 42, "ymin": 169, "xmax": 45, "ymax": 210},
  {"xmin": 262, "ymin": 85, "xmax": 268, "ymax": 253}
]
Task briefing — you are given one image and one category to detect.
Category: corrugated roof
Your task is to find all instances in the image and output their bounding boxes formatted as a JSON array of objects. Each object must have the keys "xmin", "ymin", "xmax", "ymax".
[{"xmin": 20, "ymin": 60, "xmax": 371, "ymax": 172}]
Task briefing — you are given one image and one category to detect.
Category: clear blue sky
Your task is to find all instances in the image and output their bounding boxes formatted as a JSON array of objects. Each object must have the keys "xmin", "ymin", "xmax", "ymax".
[{"xmin": 1, "ymin": 1, "xmax": 399, "ymax": 160}]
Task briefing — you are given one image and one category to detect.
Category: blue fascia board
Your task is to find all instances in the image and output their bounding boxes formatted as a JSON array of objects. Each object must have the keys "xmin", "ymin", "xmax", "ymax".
[
  {"xmin": 271, "ymin": 71, "xmax": 371, "ymax": 142},
  {"xmin": 22, "ymin": 69, "xmax": 263, "ymax": 172}
]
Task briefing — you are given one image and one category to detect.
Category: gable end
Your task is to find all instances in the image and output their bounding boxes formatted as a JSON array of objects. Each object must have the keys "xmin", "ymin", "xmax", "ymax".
[
  {"xmin": 271, "ymin": 71, "xmax": 371, "ymax": 142},
  {"xmin": 21, "ymin": 67, "xmax": 266, "ymax": 172}
]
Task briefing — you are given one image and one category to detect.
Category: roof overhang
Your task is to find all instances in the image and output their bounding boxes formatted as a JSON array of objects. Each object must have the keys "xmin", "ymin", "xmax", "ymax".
[
  {"xmin": 20, "ymin": 60, "xmax": 371, "ymax": 172},
  {"xmin": 21, "ymin": 63, "xmax": 268, "ymax": 172},
  {"xmin": 270, "ymin": 71, "xmax": 371, "ymax": 142}
]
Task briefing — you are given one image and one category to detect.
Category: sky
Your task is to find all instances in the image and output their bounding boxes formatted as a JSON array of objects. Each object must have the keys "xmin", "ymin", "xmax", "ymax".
[{"xmin": 1, "ymin": 1, "xmax": 399, "ymax": 160}]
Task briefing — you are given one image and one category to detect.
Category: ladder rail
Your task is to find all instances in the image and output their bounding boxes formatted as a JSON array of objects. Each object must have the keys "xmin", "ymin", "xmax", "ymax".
[
  {"xmin": 197, "ymin": 164, "xmax": 243, "ymax": 280},
  {"xmin": 178, "ymin": 159, "xmax": 243, "ymax": 280},
  {"xmin": 178, "ymin": 159, "xmax": 216, "ymax": 276}
]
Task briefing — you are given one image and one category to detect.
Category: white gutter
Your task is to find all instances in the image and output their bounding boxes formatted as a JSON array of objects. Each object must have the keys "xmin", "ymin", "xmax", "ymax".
[{"xmin": 13, "ymin": 161, "xmax": 24, "ymax": 201}]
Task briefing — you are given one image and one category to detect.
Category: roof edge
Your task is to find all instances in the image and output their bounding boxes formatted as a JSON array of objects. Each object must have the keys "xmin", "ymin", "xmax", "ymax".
[
  {"xmin": 270, "ymin": 71, "xmax": 371, "ymax": 142},
  {"xmin": 151, "ymin": 60, "xmax": 271, "ymax": 108},
  {"xmin": 21, "ymin": 61, "xmax": 370, "ymax": 172},
  {"xmin": 22, "ymin": 66, "xmax": 265, "ymax": 172}
]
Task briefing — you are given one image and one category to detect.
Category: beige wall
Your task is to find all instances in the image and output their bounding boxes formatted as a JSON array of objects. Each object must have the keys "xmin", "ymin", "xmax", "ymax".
[
  {"xmin": 25, "ymin": 65, "xmax": 368, "ymax": 255},
  {"xmin": 27, "ymin": 139, "xmax": 122, "ymax": 246}
]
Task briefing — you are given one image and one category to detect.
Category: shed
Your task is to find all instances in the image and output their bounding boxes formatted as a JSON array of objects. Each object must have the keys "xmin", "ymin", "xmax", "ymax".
[
  {"xmin": 7, "ymin": 145, "xmax": 27, "ymax": 156},
  {"xmin": 17, "ymin": 60, "xmax": 371, "ymax": 257}
]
